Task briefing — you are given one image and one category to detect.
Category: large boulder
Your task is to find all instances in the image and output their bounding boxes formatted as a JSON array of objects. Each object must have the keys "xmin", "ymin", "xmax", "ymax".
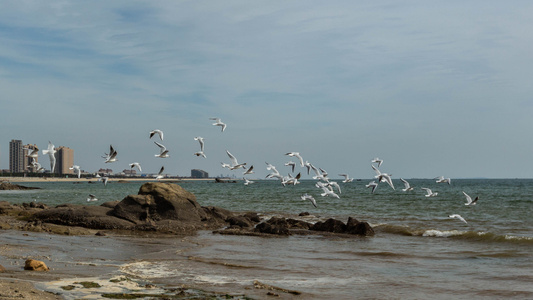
[
  {"xmin": 111, "ymin": 182, "xmax": 208, "ymax": 224},
  {"xmin": 0, "ymin": 182, "xmax": 40, "ymax": 190}
]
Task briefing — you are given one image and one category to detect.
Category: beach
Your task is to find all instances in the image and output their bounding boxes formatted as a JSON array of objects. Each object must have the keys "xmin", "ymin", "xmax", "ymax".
[{"xmin": 0, "ymin": 179, "xmax": 532, "ymax": 299}]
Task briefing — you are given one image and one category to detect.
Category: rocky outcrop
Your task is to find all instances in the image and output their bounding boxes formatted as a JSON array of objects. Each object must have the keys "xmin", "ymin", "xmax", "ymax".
[{"xmin": 0, "ymin": 182, "xmax": 40, "ymax": 190}]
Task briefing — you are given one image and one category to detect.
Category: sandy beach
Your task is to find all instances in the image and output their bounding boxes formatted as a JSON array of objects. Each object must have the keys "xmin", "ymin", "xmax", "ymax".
[{"xmin": 1, "ymin": 176, "xmax": 215, "ymax": 183}]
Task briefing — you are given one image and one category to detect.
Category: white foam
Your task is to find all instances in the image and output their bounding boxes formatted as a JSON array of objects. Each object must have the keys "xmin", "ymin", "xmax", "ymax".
[
  {"xmin": 120, "ymin": 261, "xmax": 183, "ymax": 279},
  {"xmin": 422, "ymin": 229, "xmax": 465, "ymax": 237}
]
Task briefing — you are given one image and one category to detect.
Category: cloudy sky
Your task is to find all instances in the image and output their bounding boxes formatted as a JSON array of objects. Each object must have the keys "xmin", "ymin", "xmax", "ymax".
[{"xmin": 1, "ymin": 1, "xmax": 532, "ymax": 179}]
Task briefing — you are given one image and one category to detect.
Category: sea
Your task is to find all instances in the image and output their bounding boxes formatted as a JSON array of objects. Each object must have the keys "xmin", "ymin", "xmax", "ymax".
[{"xmin": 1, "ymin": 178, "xmax": 532, "ymax": 299}]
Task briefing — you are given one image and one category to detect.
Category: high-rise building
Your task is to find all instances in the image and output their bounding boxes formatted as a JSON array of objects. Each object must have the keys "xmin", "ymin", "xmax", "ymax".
[
  {"xmin": 191, "ymin": 169, "xmax": 209, "ymax": 178},
  {"xmin": 9, "ymin": 139, "xmax": 24, "ymax": 173},
  {"xmin": 54, "ymin": 146, "xmax": 74, "ymax": 175}
]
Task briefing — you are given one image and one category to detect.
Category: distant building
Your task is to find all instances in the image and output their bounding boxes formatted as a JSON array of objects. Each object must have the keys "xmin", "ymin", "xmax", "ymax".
[
  {"xmin": 54, "ymin": 146, "xmax": 74, "ymax": 175},
  {"xmin": 98, "ymin": 168, "xmax": 113, "ymax": 176},
  {"xmin": 9, "ymin": 140, "xmax": 24, "ymax": 173},
  {"xmin": 191, "ymin": 169, "xmax": 208, "ymax": 178},
  {"xmin": 123, "ymin": 169, "xmax": 136, "ymax": 176}
]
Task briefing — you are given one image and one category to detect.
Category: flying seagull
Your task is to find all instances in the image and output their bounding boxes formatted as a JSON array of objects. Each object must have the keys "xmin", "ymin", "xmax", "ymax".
[
  {"xmin": 102, "ymin": 145, "xmax": 118, "ymax": 163},
  {"xmin": 149, "ymin": 129, "xmax": 164, "ymax": 141},
  {"xmin": 301, "ymin": 193, "xmax": 317, "ymax": 208},
  {"xmin": 449, "ymin": 214, "xmax": 467, "ymax": 224},
  {"xmin": 42, "ymin": 141, "xmax": 57, "ymax": 172},
  {"xmin": 226, "ymin": 150, "xmax": 246, "ymax": 170},
  {"xmin": 193, "ymin": 136, "xmax": 206, "ymax": 158},
  {"xmin": 155, "ymin": 166, "xmax": 165, "ymax": 180},
  {"xmin": 435, "ymin": 176, "xmax": 451, "ymax": 185},
  {"xmin": 421, "ymin": 188, "xmax": 438, "ymax": 197},
  {"xmin": 285, "ymin": 161, "xmax": 296, "ymax": 173},
  {"xmin": 285, "ymin": 152, "xmax": 304, "ymax": 167},
  {"xmin": 371, "ymin": 157, "xmax": 383, "ymax": 167},
  {"xmin": 69, "ymin": 165, "xmax": 81, "ymax": 179},
  {"xmin": 338, "ymin": 174, "xmax": 354, "ymax": 183},
  {"xmin": 243, "ymin": 165, "xmax": 254, "ymax": 175},
  {"xmin": 154, "ymin": 141, "xmax": 170, "ymax": 158},
  {"xmin": 243, "ymin": 178, "xmax": 255, "ymax": 186},
  {"xmin": 463, "ymin": 191, "xmax": 479, "ymax": 206},
  {"xmin": 366, "ymin": 181, "xmax": 378, "ymax": 194},
  {"xmin": 400, "ymin": 178, "xmax": 414, "ymax": 192},
  {"xmin": 24, "ymin": 146, "xmax": 39, "ymax": 158},
  {"xmin": 129, "ymin": 162, "xmax": 142, "ymax": 172},
  {"xmin": 210, "ymin": 117, "xmax": 227, "ymax": 132}
]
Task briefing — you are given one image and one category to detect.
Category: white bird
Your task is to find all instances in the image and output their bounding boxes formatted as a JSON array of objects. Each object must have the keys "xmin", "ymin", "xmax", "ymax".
[
  {"xmin": 25, "ymin": 146, "xmax": 39, "ymax": 158},
  {"xmin": 265, "ymin": 162, "xmax": 282, "ymax": 180},
  {"xmin": 463, "ymin": 191, "xmax": 479, "ymax": 206},
  {"xmin": 421, "ymin": 188, "xmax": 438, "ymax": 197},
  {"xmin": 285, "ymin": 152, "xmax": 304, "ymax": 167},
  {"xmin": 86, "ymin": 194, "xmax": 98, "ymax": 202},
  {"xmin": 371, "ymin": 157, "xmax": 383, "ymax": 167},
  {"xmin": 309, "ymin": 163, "xmax": 328, "ymax": 182},
  {"xmin": 69, "ymin": 165, "xmax": 81, "ymax": 179},
  {"xmin": 282, "ymin": 172, "xmax": 301, "ymax": 186},
  {"xmin": 338, "ymin": 174, "xmax": 354, "ymax": 183},
  {"xmin": 129, "ymin": 162, "xmax": 142, "ymax": 173},
  {"xmin": 243, "ymin": 178, "xmax": 254, "ymax": 186},
  {"xmin": 30, "ymin": 159, "xmax": 45, "ymax": 173},
  {"xmin": 301, "ymin": 193, "xmax": 317, "ymax": 208},
  {"xmin": 304, "ymin": 161, "xmax": 313, "ymax": 175},
  {"xmin": 210, "ymin": 117, "xmax": 227, "ymax": 132},
  {"xmin": 155, "ymin": 166, "xmax": 165, "ymax": 180},
  {"xmin": 320, "ymin": 185, "xmax": 340, "ymax": 199},
  {"xmin": 400, "ymin": 178, "xmax": 414, "ymax": 192},
  {"xmin": 102, "ymin": 145, "xmax": 118, "ymax": 163},
  {"xmin": 221, "ymin": 162, "xmax": 231, "ymax": 169},
  {"xmin": 435, "ymin": 176, "xmax": 451, "ymax": 185},
  {"xmin": 372, "ymin": 165, "xmax": 394, "ymax": 190},
  {"xmin": 225, "ymin": 150, "xmax": 246, "ymax": 170},
  {"xmin": 243, "ymin": 165, "xmax": 254, "ymax": 175},
  {"xmin": 98, "ymin": 176, "xmax": 109, "ymax": 186},
  {"xmin": 193, "ymin": 136, "xmax": 206, "ymax": 158},
  {"xmin": 149, "ymin": 129, "xmax": 164, "ymax": 141},
  {"xmin": 42, "ymin": 141, "xmax": 57, "ymax": 172},
  {"xmin": 154, "ymin": 141, "xmax": 170, "ymax": 158},
  {"xmin": 449, "ymin": 214, "xmax": 467, "ymax": 224},
  {"xmin": 326, "ymin": 181, "xmax": 342, "ymax": 194},
  {"xmin": 366, "ymin": 181, "xmax": 378, "ymax": 194},
  {"xmin": 285, "ymin": 161, "xmax": 296, "ymax": 173}
]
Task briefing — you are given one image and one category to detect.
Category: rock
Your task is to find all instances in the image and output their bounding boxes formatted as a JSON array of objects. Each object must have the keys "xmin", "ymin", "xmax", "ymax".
[
  {"xmin": 242, "ymin": 212, "xmax": 261, "ymax": 223},
  {"xmin": 227, "ymin": 216, "xmax": 254, "ymax": 228},
  {"xmin": 310, "ymin": 218, "xmax": 347, "ymax": 233},
  {"xmin": 100, "ymin": 201, "xmax": 120, "ymax": 208},
  {"xmin": 112, "ymin": 183, "xmax": 208, "ymax": 224},
  {"xmin": 254, "ymin": 217, "xmax": 312, "ymax": 235},
  {"xmin": 0, "ymin": 264, "xmax": 6, "ymax": 272},
  {"xmin": 24, "ymin": 259, "xmax": 49, "ymax": 271},
  {"xmin": 346, "ymin": 217, "xmax": 374, "ymax": 236},
  {"xmin": 0, "ymin": 182, "xmax": 40, "ymax": 190},
  {"xmin": 298, "ymin": 212, "xmax": 310, "ymax": 216},
  {"xmin": 95, "ymin": 231, "xmax": 106, "ymax": 236}
]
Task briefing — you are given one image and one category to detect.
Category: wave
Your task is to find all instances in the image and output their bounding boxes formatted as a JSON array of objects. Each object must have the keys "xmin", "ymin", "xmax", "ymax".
[{"xmin": 376, "ymin": 224, "xmax": 533, "ymax": 245}]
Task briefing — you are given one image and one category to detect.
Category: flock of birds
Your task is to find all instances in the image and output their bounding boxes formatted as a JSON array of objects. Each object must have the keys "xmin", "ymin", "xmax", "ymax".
[{"xmin": 23, "ymin": 117, "xmax": 479, "ymax": 223}]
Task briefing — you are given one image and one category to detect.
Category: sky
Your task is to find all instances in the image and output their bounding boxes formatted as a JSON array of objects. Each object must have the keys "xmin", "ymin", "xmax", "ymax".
[{"xmin": 1, "ymin": 1, "xmax": 532, "ymax": 179}]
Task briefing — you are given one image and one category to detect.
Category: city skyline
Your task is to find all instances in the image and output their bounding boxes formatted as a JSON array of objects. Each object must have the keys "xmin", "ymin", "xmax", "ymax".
[{"xmin": 1, "ymin": 2, "xmax": 533, "ymax": 179}]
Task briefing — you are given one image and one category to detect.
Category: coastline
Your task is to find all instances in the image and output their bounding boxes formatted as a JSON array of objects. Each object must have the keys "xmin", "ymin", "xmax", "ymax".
[{"xmin": 0, "ymin": 177, "xmax": 215, "ymax": 183}]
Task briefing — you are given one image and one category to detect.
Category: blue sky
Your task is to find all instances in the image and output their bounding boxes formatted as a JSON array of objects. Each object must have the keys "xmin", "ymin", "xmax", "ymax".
[{"xmin": 1, "ymin": 1, "xmax": 532, "ymax": 179}]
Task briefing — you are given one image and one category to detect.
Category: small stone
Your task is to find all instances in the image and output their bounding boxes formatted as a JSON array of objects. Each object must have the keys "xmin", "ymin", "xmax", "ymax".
[{"xmin": 24, "ymin": 259, "xmax": 49, "ymax": 271}]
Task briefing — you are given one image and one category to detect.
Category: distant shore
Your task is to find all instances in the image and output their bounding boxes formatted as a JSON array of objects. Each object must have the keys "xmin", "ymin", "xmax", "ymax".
[{"xmin": 0, "ymin": 177, "xmax": 216, "ymax": 183}]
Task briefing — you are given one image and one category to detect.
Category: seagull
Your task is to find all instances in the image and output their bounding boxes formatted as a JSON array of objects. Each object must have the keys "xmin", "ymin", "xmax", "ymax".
[
  {"xmin": 421, "ymin": 188, "xmax": 438, "ymax": 197},
  {"xmin": 69, "ymin": 165, "xmax": 81, "ymax": 179},
  {"xmin": 210, "ymin": 117, "xmax": 227, "ymax": 132},
  {"xmin": 304, "ymin": 161, "xmax": 313, "ymax": 175},
  {"xmin": 98, "ymin": 176, "xmax": 109, "ymax": 186},
  {"xmin": 285, "ymin": 152, "xmax": 304, "ymax": 167},
  {"xmin": 243, "ymin": 165, "xmax": 254, "ymax": 175},
  {"xmin": 282, "ymin": 172, "xmax": 301, "ymax": 186},
  {"xmin": 326, "ymin": 181, "xmax": 342, "ymax": 194},
  {"xmin": 400, "ymin": 178, "xmax": 414, "ymax": 192},
  {"xmin": 129, "ymin": 162, "xmax": 142, "ymax": 173},
  {"xmin": 30, "ymin": 159, "xmax": 45, "ymax": 173},
  {"xmin": 301, "ymin": 193, "xmax": 317, "ymax": 208},
  {"xmin": 155, "ymin": 166, "xmax": 165, "ymax": 180},
  {"xmin": 225, "ymin": 150, "xmax": 246, "ymax": 170},
  {"xmin": 154, "ymin": 141, "xmax": 170, "ymax": 158},
  {"xmin": 435, "ymin": 176, "xmax": 451, "ymax": 185},
  {"xmin": 366, "ymin": 181, "xmax": 378, "ymax": 194},
  {"xmin": 86, "ymin": 194, "xmax": 98, "ymax": 202},
  {"xmin": 221, "ymin": 162, "xmax": 231, "ymax": 169},
  {"xmin": 338, "ymin": 174, "xmax": 354, "ymax": 183},
  {"xmin": 449, "ymin": 214, "xmax": 467, "ymax": 224},
  {"xmin": 243, "ymin": 178, "xmax": 255, "ymax": 186},
  {"xmin": 42, "ymin": 141, "xmax": 57, "ymax": 172},
  {"xmin": 372, "ymin": 165, "xmax": 394, "ymax": 190},
  {"xmin": 25, "ymin": 146, "xmax": 39, "ymax": 158},
  {"xmin": 309, "ymin": 163, "xmax": 328, "ymax": 182},
  {"xmin": 285, "ymin": 161, "xmax": 296, "ymax": 173},
  {"xmin": 463, "ymin": 191, "xmax": 479, "ymax": 206},
  {"xmin": 102, "ymin": 145, "xmax": 118, "ymax": 163},
  {"xmin": 149, "ymin": 129, "xmax": 164, "ymax": 141},
  {"xmin": 371, "ymin": 157, "xmax": 383, "ymax": 167},
  {"xmin": 320, "ymin": 185, "xmax": 340, "ymax": 199},
  {"xmin": 193, "ymin": 136, "xmax": 206, "ymax": 158},
  {"xmin": 265, "ymin": 162, "xmax": 282, "ymax": 180}
]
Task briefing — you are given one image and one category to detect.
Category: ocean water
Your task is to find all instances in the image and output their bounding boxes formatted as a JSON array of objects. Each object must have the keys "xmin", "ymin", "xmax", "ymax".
[{"xmin": 1, "ymin": 179, "xmax": 532, "ymax": 299}]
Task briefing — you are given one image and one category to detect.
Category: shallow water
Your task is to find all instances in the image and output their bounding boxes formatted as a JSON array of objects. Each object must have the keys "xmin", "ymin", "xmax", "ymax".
[{"xmin": 1, "ymin": 179, "xmax": 532, "ymax": 299}]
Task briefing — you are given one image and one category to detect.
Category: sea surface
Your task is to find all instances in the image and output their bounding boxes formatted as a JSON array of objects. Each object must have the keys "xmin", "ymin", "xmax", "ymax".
[{"xmin": 1, "ymin": 178, "xmax": 532, "ymax": 299}]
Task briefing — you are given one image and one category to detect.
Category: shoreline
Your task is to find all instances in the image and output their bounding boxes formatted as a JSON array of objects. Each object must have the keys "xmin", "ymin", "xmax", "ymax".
[{"xmin": 0, "ymin": 177, "xmax": 216, "ymax": 183}]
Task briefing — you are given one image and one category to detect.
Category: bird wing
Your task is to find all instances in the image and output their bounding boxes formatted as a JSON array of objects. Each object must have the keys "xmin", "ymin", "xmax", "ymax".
[{"xmin": 226, "ymin": 150, "xmax": 238, "ymax": 166}]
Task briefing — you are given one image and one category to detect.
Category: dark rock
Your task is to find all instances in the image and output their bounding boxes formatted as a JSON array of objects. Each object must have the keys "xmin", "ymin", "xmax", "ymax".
[
  {"xmin": 254, "ymin": 217, "xmax": 312, "ymax": 235},
  {"xmin": 242, "ymin": 212, "xmax": 261, "ymax": 223},
  {"xmin": 227, "ymin": 216, "xmax": 253, "ymax": 228},
  {"xmin": 310, "ymin": 218, "xmax": 347, "ymax": 233},
  {"xmin": 255, "ymin": 221, "xmax": 290, "ymax": 235},
  {"xmin": 298, "ymin": 212, "xmax": 310, "ymax": 216},
  {"xmin": 0, "ymin": 182, "xmax": 40, "ymax": 190},
  {"xmin": 345, "ymin": 217, "xmax": 374, "ymax": 236},
  {"xmin": 100, "ymin": 201, "xmax": 120, "ymax": 208},
  {"xmin": 95, "ymin": 231, "xmax": 106, "ymax": 236}
]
